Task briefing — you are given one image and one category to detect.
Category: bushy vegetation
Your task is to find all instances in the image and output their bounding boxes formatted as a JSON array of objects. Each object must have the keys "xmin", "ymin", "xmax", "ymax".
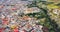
[{"xmin": 26, "ymin": 0, "xmax": 59, "ymax": 32}]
